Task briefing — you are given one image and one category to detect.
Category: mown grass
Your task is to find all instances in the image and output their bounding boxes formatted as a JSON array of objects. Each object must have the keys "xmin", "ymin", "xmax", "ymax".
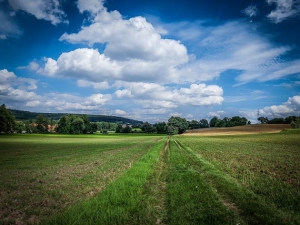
[
  {"xmin": 177, "ymin": 129, "xmax": 300, "ymax": 224},
  {"xmin": 166, "ymin": 137, "xmax": 239, "ymax": 225},
  {"xmin": 41, "ymin": 137, "xmax": 167, "ymax": 225},
  {"xmin": 0, "ymin": 134, "xmax": 163, "ymax": 224},
  {"xmin": 1, "ymin": 130, "xmax": 299, "ymax": 224}
]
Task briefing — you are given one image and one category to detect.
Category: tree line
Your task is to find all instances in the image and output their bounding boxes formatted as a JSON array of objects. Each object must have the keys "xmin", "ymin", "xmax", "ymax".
[
  {"xmin": 140, "ymin": 116, "xmax": 249, "ymax": 135},
  {"xmin": 1, "ymin": 104, "xmax": 300, "ymax": 134}
]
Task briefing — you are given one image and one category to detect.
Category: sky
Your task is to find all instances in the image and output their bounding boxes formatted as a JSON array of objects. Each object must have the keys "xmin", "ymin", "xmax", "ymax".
[{"xmin": 0, "ymin": 0, "xmax": 300, "ymax": 123}]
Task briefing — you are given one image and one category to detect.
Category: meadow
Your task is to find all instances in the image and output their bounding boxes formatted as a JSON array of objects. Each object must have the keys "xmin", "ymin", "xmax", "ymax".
[{"xmin": 0, "ymin": 128, "xmax": 299, "ymax": 224}]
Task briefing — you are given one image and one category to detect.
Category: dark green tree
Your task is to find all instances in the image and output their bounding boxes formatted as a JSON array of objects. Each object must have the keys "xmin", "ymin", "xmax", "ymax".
[
  {"xmin": 141, "ymin": 122, "xmax": 155, "ymax": 133},
  {"xmin": 0, "ymin": 104, "xmax": 16, "ymax": 134},
  {"xmin": 209, "ymin": 116, "xmax": 220, "ymax": 127},
  {"xmin": 35, "ymin": 114, "xmax": 49, "ymax": 133},
  {"xmin": 165, "ymin": 124, "xmax": 177, "ymax": 135},
  {"xmin": 199, "ymin": 119, "xmax": 209, "ymax": 128},
  {"xmin": 116, "ymin": 124, "xmax": 123, "ymax": 133},
  {"xmin": 122, "ymin": 125, "xmax": 132, "ymax": 133},
  {"xmin": 189, "ymin": 120, "xmax": 200, "ymax": 129},
  {"xmin": 154, "ymin": 122, "xmax": 166, "ymax": 133},
  {"xmin": 71, "ymin": 117, "xmax": 84, "ymax": 134},
  {"xmin": 168, "ymin": 116, "xmax": 189, "ymax": 134},
  {"xmin": 291, "ymin": 118, "xmax": 300, "ymax": 129},
  {"xmin": 258, "ymin": 117, "xmax": 269, "ymax": 124}
]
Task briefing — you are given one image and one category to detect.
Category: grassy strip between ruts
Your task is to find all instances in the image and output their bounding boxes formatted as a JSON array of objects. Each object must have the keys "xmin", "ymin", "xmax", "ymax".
[
  {"xmin": 166, "ymin": 136, "xmax": 239, "ymax": 225},
  {"xmin": 41, "ymin": 137, "xmax": 167, "ymax": 225},
  {"xmin": 174, "ymin": 136, "xmax": 298, "ymax": 225}
]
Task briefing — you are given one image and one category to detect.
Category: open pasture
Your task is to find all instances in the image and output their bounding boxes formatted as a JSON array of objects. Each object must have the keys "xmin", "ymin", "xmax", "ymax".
[
  {"xmin": 0, "ymin": 134, "xmax": 163, "ymax": 224},
  {"xmin": 0, "ymin": 129, "xmax": 299, "ymax": 224},
  {"xmin": 177, "ymin": 129, "xmax": 300, "ymax": 224}
]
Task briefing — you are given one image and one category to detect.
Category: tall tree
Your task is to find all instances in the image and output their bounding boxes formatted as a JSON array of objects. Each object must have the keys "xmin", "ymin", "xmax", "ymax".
[
  {"xmin": 35, "ymin": 114, "xmax": 49, "ymax": 133},
  {"xmin": 209, "ymin": 116, "xmax": 220, "ymax": 127},
  {"xmin": 199, "ymin": 119, "xmax": 209, "ymax": 128},
  {"xmin": 0, "ymin": 104, "xmax": 16, "ymax": 134},
  {"xmin": 168, "ymin": 116, "xmax": 189, "ymax": 134},
  {"xmin": 154, "ymin": 122, "xmax": 166, "ymax": 133}
]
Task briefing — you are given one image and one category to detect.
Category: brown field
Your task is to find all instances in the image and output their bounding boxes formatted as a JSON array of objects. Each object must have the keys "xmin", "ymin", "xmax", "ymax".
[{"xmin": 183, "ymin": 124, "xmax": 291, "ymax": 136}]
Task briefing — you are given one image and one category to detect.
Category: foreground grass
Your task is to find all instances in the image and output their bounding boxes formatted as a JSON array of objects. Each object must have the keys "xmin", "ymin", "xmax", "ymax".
[
  {"xmin": 177, "ymin": 129, "xmax": 300, "ymax": 224},
  {"xmin": 42, "ymin": 137, "xmax": 167, "ymax": 225},
  {"xmin": 0, "ymin": 134, "xmax": 163, "ymax": 224},
  {"xmin": 1, "ymin": 130, "xmax": 299, "ymax": 224},
  {"xmin": 166, "ymin": 137, "xmax": 238, "ymax": 225}
]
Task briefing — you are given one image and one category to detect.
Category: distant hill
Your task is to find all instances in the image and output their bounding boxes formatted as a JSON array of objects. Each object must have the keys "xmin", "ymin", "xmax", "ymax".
[{"xmin": 10, "ymin": 109, "xmax": 144, "ymax": 125}]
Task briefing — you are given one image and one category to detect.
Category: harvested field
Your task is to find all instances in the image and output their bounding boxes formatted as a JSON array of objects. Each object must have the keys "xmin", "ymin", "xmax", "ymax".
[{"xmin": 183, "ymin": 124, "xmax": 291, "ymax": 136}]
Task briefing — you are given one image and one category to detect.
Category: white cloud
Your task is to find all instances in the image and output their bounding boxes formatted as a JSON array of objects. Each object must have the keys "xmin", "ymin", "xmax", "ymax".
[
  {"xmin": 115, "ymin": 109, "xmax": 127, "ymax": 116},
  {"xmin": 86, "ymin": 93, "xmax": 111, "ymax": 105},
  {"xmin": 26, "ymin": 100, "xmax": 41, "ymax": 107},
  {"xmin": 77, "ymin": 79, "xmax": 110, "ymax": 90},
  {"xmin": 39, "ymin": 7, "xmax": 300, "ymax": 86},
  {"xmin": 243, "ymin": 4, "xmax": 259, "ymax": 17},
  {"xmin": 170, "ymin": 112, "xmax": 183, "ymax": 117},
  {"xmin": 113, "ymin": 82, "xmax": 224, "ymax": 110},
  {"xmin": 0, "ymin": 69, "xmax": 37, "ymax": 91},
  {"xmin": 60, "ymin": 14, "xmax": 188, "ymax": 63},
  {"xmin": 18, "ymin": 61, "xmax": 40, "ymax": 71},
  {"xmin": 38, "ymin": 48, "xmax": 120, "ymax": 80},
  {"xmin": 77, "ymin": 0, "xmax": 104, "ymax": 15},
  {"xmin": 38, "ymin": 58, "xmax": 59, "ymax": 76},
  {"xmin": 260, "ymin": 95, "xmax": 300, "ymax": 117},
  {"xmin": 59, "ymin": 4, "xmax": 188, "ymax": 81},
  {"xmin": 38, "ymin": 47, "xmax": 188, "ymax": 83},
  {"xmin": 267, "ymin": 0, "xmax": 300, "ymax": 23},
  {"xmin": 208, "ymin": 111, "xmax": 226, "ymax": 118},
  {"xmin": 184, "ymin": 21, "xmax": 300, "ymax": 84},
  {"xmin": 0, "ymin": 69, "xmax": 113, "ymax": 113},
  {"xmin": 8, "ymin": 0, "xmax": 67, "ymax": 25}
]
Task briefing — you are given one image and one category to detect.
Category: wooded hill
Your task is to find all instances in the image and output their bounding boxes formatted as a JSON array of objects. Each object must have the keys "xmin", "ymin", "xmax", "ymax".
[{"xmin": 10, "ymin": 109, "xmax": 143, "ymax": 126}]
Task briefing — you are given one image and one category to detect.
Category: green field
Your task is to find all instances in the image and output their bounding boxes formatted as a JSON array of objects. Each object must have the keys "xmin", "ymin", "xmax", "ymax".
[{"xmin": 0, "ymin": 130, "xmax": 299, "ymax": 224}]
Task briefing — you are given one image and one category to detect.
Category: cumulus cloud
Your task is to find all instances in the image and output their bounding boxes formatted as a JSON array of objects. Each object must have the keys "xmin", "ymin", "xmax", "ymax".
[
  {"xmin": 77, "ymin": 0, "xmax": 104, "ymax": 15},
  {"xmin": 267, "ymin": 0, "xmax": 300, "ymax": 23},
  {"xmin": 208, "ymin": 111, "xmax": 226, "ymax": 118},
  {"xmin": 243, "ymin": 4, "xmax": 259, "ymax": 17},
  {"xmin": 38, "ymin": 47, "xmax": 188, "ymax": 83},
  {"xmin": 37, "ymin": 5, "xmax": 299, "ymax": 86},
  {"xmin": 18, "ymin": 61, "xmax": 40, "ymax": 71},
  {"xmin": 59, "ymin": 10, "xmax": 188, "ymax": 64},
  {"xmin": 8, "ymin": 0, "xmax": 67, "ymax": 25},
  {"xmin": 113, "ymin": 82, "xmax": 224, "ymax": 110},
  {"xmin": 60, "ymin": 14, "xmax": 187, "ymax": 62},
  {"xmin": 0, "ymin": 69, "xmax": 37, "ymax": 91},
  {"xmin": 86, "ymin": 93, "xmax": 111, "ymax": 105},
  {"xmin": 58, "ymin": 3, "xmax": 189, "ymax": 83},
  {"xmin": 77, "ymin": 79, "xmax": 110, "ymax": 90},
  {"xmin": 0, "ymin": 69, "xmax": 112, "ymax": 113},
  {"xmin": 260, "ymin": 95, "xmax": 300, "ymax": 117},
  {"xmin": 114, "ymin": 109, "xmax": 127, "ymax": 116}
]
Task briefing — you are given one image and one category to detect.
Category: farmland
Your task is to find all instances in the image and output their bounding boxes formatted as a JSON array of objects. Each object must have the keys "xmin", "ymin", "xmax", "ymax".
[{"xmin": 0, "ymin": 127, "xmax": 300, "ymax": 224}]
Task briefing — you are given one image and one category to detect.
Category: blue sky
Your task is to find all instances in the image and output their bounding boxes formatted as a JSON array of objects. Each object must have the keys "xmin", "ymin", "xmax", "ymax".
[{"xmin": 0, "ymin": 0, "xmax": 299, "ymax": 123}]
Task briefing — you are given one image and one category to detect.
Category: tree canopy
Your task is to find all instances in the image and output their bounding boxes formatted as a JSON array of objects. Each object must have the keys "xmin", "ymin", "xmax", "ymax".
[
  {"xmin": 56, "ymin": 114, "xmax": 97, "ymax": 134},
  {"xmin": 0, "ymin": 104, "xmax": 16, "ymax": 134}
]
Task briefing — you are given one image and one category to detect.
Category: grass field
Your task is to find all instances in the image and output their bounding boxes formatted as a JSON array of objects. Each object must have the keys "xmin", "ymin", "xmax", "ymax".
[{"xmin": 0, "ymin": 127, "xmax": 299, "ymax": 224}]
